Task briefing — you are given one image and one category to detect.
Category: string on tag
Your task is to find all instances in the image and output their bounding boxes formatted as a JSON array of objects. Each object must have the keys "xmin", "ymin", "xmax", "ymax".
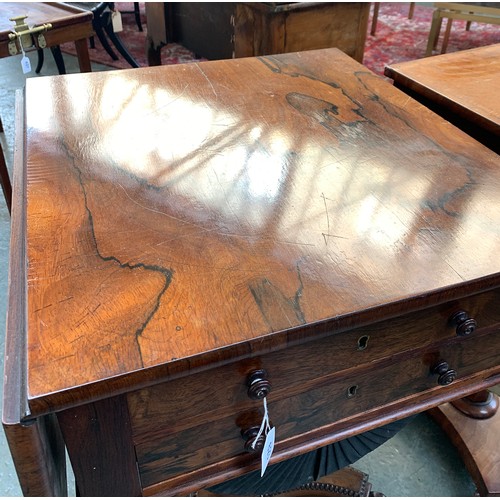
[
  {"xmin": 251, "ymin": 397, "xmax": 276, "ymax": 477},
  {"xmin": 252, "ymin": 397, "xmax": 271, "ymax": 448},
  {"xmin": 12, "ymin": 31, "xmax": 32, "ymax": 74}
]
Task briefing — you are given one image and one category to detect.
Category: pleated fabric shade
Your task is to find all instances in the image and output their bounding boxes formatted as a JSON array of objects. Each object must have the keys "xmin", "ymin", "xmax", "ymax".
[{"xmin": 208, "ymin": 417, "xmax": 413, "ymax": 495}]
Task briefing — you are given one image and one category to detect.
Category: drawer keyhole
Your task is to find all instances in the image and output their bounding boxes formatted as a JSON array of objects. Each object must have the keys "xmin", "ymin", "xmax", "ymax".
[
  {"xmin": 347, "ymin": 385, "xmax": 358, "ymax": 398},
  {"xmin": 357, "ymin": 335, "xmax": 370, "ymax": 350}
]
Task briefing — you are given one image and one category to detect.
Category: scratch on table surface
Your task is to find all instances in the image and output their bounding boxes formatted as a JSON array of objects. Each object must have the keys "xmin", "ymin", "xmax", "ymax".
[
  {"xmin": 321, "ymin": 192, "xmax": 330, "ymax": 245},
  {"xmin": 195, "ymin": 62, "xmax": 218, "ymax": 98},
  {"xmin": 118, "ymin": 183, "xmax": 208, "ymax": 231}
]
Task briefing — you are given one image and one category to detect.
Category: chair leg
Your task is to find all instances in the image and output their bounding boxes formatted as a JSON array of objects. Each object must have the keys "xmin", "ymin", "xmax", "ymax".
[
  {"xmin": 426, "ymin": 10, "xmax": 442, "ymax": 56},
  {"xmin": 35, "ymin": 49, "xmax": 44, "ymax": 74},
  {"xmin": 50, "ymin": 46, "xmax": 67, "ymax": 75},
  {"xmin": 0, "ymin": 141, "xmax": 12, "ymax": 215},
  {"xmin": 370, "ymin": 3, "xmax": 380, "ymax": 36},
  {"xmin": 134, "ymin": 2, "xmax": 143, "ymax": 32},
  {"xmin": 408, "ymin": 2, "xmax": 415, "ymax": 19},
  {"xmin": 441, "ymin": 18, "xmax": 453, "ymax": 54},
  {"xmin": 94, "ymin": 21, "xmax": 119, "ymax": 61},
  {"xmin": 102, "ymin": 12, "xmax": 140, "ymax": 68}
]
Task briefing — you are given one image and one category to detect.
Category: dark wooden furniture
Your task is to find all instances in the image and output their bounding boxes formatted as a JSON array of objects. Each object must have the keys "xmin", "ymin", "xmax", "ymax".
[
  {"xmin": 384, "ymin": 43, "xmax": 500, "ymax": 154},
  {"xmin": 3, "ymin": 48, "xmax": 500, "ymax": 496},
  {"xmin": 0, "ymin": 2, "xmax": 93, "ymax": 73},
  {"xmin": 146, "ymin": 2, "xmax": 370, "ymax": 65}
]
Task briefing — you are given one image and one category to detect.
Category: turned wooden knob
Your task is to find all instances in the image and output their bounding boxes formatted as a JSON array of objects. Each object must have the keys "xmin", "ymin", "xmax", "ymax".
[
  {"xmin": 246, "ymin": 369, "xmax": 271, "ymax": 400},
  {"xmin": 241, "ymin": 425, "xmax": 265, "ymax": 453},
  {"xmin": 432, "ymin": 360, "xmax": 457, "ymax": 386},
  {"xmin": 449, "ymin": 310, "xmax": 477, "ymax": 337}
]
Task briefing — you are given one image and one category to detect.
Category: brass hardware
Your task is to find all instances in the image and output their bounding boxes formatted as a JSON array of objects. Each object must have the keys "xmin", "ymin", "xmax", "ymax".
[
  {"xmin": 449, "ymin": 310, "xmax": 477, "ymax": 337},
  {"xmin": 431, "ymin": 360, "xmax": 457, "ymax": 386},
  {"xmin": 8, "ymin": 15, "xmax": 52, "ymax": 56},
  {"xmin": 246, "ymin": 369, "xmax": 272, "ymax": 400}
]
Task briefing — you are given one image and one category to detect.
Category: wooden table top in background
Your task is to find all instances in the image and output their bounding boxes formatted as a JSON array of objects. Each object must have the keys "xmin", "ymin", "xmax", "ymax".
[
  {"xmin": 0, "ymin": 2, "xmax": 92, "ymax": 70},
  {"xmin": 384, "ymin": 43, "xmax": 500, "ymax": 138},
  {"xmin": 17, "ymin": 48, "xmax": 500, "ymax": 416}
]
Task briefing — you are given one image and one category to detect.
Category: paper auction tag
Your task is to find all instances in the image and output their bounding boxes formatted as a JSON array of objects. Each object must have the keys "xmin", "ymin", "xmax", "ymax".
[
  {"xmin": 112, "ymin": 11, "xmax": 123, "ymax": 32},
  {"xmin": 21, "ymin": 55, "xmax": 31, "ymax": 74},
  {"xmin": 261, "ymin": 426, "xmax": 275, "ymax": 477}
]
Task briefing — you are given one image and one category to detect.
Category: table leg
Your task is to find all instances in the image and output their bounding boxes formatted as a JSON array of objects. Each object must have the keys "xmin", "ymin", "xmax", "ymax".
[
  {"xmin": 429, "ymin": 391, "xmax": 500, "ymax": 496},
  {"xmin": 74, "ymin": 38, "xmax": 92, "ymax": 72}
]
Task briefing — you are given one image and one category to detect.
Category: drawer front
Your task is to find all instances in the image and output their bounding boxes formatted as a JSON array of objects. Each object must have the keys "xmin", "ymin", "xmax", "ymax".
[
  {"xmin": 129, "ymin": 289, "xmax": 500, "ymax": 437},
  {"xmin": 133, "ymin": 326, "xmax": 500, "ymax": 488}
]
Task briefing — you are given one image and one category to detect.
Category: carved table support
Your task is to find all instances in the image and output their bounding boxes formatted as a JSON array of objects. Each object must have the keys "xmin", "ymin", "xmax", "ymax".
[{"xmin": 429, "ymin": 390, "xmax": 500, "ymax": 496}]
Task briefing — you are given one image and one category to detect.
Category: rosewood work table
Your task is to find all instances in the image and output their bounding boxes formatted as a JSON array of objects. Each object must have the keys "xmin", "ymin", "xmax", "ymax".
[{"xmin": 3, "ymin": 48, "xmax": 500, "ymax": 496}]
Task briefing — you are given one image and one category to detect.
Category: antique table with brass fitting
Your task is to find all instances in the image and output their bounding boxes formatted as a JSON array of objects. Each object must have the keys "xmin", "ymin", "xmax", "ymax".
[
  {"xmin": 0, "ymin": 2, "xmax": 93, "ymax": 72},
  {"xmin": 3, "ymin": 48, "xmax": 500, "ymax": 496}
]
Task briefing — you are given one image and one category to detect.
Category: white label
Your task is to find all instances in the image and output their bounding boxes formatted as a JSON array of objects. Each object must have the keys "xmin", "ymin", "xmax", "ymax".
[
  {"xmin": 112, "ymin": 11, "xmax": 123, "ymax": 32},
  {"xmin": 260, "ymin": 426, "xmax": 275, "ymax": 477},
  {"xmin": 21, "ymin": 55, "xmax": 31, "ymax": 74}
]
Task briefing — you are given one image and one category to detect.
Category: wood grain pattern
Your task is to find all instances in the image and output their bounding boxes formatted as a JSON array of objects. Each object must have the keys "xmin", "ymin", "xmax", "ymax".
[
  {"xmin": 57, "ymin": 395, "xmax": 142, "ymax": 496},
  {"xmin": 429, "ymin": 402, "xmax": 500, "ymax": 496},
  {"xmin": 127, "ymin": 288, "xmax": 500, "ymax": 442},
  {"xmin": 385, "ymin": 44, "xmax": 500, "ymax": 153},
  {"xmin": 2, "ymin": 91, "xmax": 67, "ymax": 496},
  {"xmin": 19, "ymin": 48, "xmax": 500, "ymax": 417}
]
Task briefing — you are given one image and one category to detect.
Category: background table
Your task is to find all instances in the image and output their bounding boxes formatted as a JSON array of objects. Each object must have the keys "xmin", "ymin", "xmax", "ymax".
[
  {"xmin": 0, "ymin": 2, "xmax": 93, "ymax": 72},
  {"xmin": 4, "ymin": 47, "xmax": 500, "ymax": 496},
  {"xmin": 385, "ymin": 43, "xmax": 500, "ymax": 154}
]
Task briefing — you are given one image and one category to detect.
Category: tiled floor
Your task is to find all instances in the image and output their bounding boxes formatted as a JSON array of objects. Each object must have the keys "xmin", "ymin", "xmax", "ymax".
[{"xmin": 0, "ymin": 49, "xmax": 486, "ymax": 497}]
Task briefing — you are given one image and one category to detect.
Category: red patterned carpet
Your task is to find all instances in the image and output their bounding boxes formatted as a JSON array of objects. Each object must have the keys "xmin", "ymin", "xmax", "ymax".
[{"xmin": 61, "ymin": 2, "xmax": 500, "ymax": 76}]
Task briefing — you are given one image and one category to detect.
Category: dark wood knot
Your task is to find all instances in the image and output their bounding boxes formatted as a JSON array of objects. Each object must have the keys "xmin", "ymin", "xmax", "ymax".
[
  {"xmin": 449, "ymin": 310, "xmax": 477, "ymax": 336},
  {"xmin": 247, "ymin": 369, "xmax": 272, "ymax": 400}
]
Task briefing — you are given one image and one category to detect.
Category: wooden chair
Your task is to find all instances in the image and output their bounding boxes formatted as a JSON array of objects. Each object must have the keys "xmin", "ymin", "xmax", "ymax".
[
  {"xmin": 370, "ymin": 2, "xmax": 416, "ymax": 36},
  {"xmin": 36, "ymin": 2, "xmax": 140, "ymax": 75},
  {"xmin": 0, "ymin": 116, "xmax": 12, "ymax": 215},
  {"xmin": 425, "ymin": 3, "xmax": 500, "ymax": 56}
]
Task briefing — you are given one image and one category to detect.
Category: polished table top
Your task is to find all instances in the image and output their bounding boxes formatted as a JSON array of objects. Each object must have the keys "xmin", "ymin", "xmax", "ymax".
[
  {"xmin": 19, "ymin": 48, "xmax": 500, "ymax": 417},
  {"xmin": 385, "ymin": 43, "xmax": 500, "ymax": 137}
]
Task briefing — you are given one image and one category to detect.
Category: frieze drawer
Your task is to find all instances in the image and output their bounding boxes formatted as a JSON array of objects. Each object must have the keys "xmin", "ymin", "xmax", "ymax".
[
  {"xmin": 130, "ymin": 320, "xmax": 500, "ymax": 489},
  {"xmin": 128, "ymin": 288, "xmax": 500, "ymax": 438}
]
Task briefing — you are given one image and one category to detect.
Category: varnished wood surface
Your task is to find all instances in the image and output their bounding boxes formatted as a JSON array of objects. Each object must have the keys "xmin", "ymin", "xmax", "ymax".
[
  {"xmin": 17, "ymin": 48, "xmax": 500, "ymax": 418},
  {"xmin": 429, "ymin": 402, "xmax": 500, "ymax": 496},
  {"xmin": 384, "ymin": 43, "xmax": 500, "ymax": 137}
]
